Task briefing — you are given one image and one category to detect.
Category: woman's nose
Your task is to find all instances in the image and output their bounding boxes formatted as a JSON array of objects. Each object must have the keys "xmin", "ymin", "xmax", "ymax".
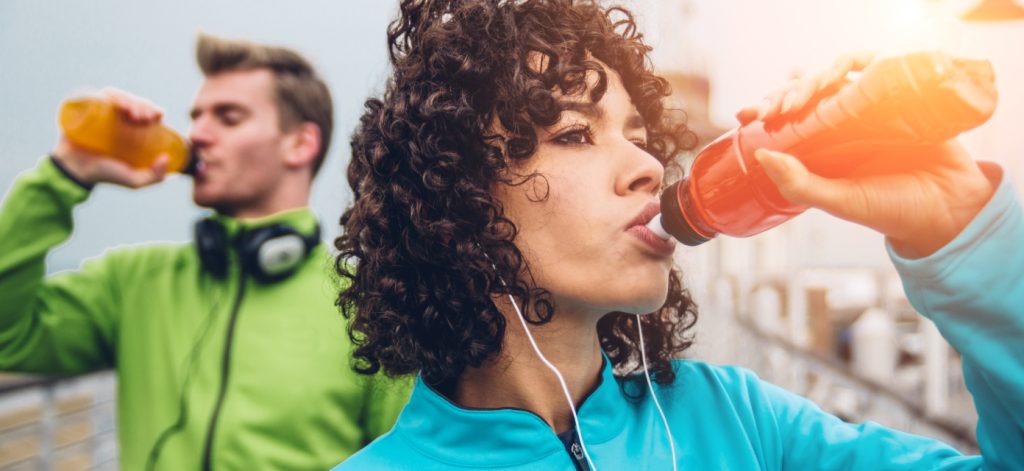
[{"xmin": 617, "ymin": 142, "xmax": 664, "ymax": 196}]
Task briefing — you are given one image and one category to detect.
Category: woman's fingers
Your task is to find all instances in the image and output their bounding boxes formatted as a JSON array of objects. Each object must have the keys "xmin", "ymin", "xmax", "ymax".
[
  {"xmin": 813, "ymin": 51, "xmax": 876, "ymax": 101},
  {"xmin": 755, "ymin": 148, "xmax": 922, "ymax": 243},
  {"xmin": 736, "ymin": 79, "xmax": 800, "ymax": 125},
  {"xmin": 781, "ymin": 74, "xmax": 822, "ymax": 114},
  {"xmin": 756, "ymin": 149, "xmax": 830, "ymax": 208},
  {"xmin": 737, "ymin": 51, "xmax": 877, "ymax": 124},
  {"xmin": 826, "ymin": 51, "xmax": 876, "ymax": 85},
  {"xmin": 754, "ymin": 148, "xmax": 872, "ymax": 222},
  {"xmin": 756, "ymin": 83, "xmax": 793, "ymax": 121},
  {"xmin": 735, "ymin": 106, "xmax": 759, "ymax": 126}
]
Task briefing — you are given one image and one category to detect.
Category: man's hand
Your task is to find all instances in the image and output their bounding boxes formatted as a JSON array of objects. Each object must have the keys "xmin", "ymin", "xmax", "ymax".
[
  {"xmin": 53, "ymin": 88, "xmax": 170, "ymax": 188},
  {"xmin": 737, "ymin": 53, "xmax": 996, "ymax": 258}
]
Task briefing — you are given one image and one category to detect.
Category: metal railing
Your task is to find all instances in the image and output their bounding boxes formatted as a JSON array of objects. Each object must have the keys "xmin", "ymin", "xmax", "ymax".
[
  {"xmin": 0, "ymin": 372, "xmax": 117, "ymax": 470},
  {"xmin": 707, "ymin": 272, "xmax": 979, "ymax": 452}
]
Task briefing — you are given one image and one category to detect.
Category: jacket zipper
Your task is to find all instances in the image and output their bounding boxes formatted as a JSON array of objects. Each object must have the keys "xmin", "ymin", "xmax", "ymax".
[
  {"xmin": 200, "ymin": 268, "xmax": 247, "ymax": 471},
  {"xmin": 564, "ymin": 431, "xmax": 588, "ymax": 471}
]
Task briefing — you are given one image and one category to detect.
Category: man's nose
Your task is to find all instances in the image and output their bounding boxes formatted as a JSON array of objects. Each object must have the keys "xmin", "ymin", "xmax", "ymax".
[{"xmin": 188, "ymin": 117, "xmax": 213, "ymax": 147}]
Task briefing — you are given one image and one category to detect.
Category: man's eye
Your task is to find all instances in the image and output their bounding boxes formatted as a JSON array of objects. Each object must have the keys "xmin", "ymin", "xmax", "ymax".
[
  {"xmin": 215, "ymin": 110, "xmax": 245, "ymax": 126},
  {"xmin": 220, "ymin": 114, "xmax": 241, "ymax": 126}
]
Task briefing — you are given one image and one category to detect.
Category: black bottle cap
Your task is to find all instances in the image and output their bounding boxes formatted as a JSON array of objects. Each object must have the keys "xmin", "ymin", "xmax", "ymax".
[
  {"xmin": 660, "ymin": 180, "xmax": 713, "ymax": 247},
  {"xmin": 182, "ymin": 145, "xmax": 199, "ymax": 176}
]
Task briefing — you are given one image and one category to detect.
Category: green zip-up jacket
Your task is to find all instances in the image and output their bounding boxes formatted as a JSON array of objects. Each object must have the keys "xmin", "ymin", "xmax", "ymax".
[{"xmin": 0, "ymin": 158, "xmax": 411, "ymax": 470}]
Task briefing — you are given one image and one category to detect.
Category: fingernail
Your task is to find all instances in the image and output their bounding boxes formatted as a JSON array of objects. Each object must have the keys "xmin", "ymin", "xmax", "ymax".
[
  {"xmin": 735, "ymin": 109, "xmax": 752, "ymax": 125},
  {"xmin": 781, "ymin": 92, "xmax": 794, "ymax": 114},
  {"xmin": 756, "ymin": 99, "xmax": 771, "ymax": 120},
  {"xmin": 827, "ymin": 69, "xmax": 846, "ymax": 86},
  {"xmin": 755, "ymin": 148, "xmax": 781, "ymax": 162},
  {"xmin": 755, "ymin": 149, "xmax": 786, "ymax": 176}
]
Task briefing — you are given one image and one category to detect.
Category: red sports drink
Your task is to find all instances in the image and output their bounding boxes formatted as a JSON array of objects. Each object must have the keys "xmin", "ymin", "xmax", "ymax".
[{"xmin": 653, "ymin": 51, "xmax": 997, "ymax": 246}]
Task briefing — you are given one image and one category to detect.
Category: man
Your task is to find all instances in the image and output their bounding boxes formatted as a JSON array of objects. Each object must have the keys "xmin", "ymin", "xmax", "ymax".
[{"xmin": 0, "ymin": 34, "xmax": 409, "ymax": 470}]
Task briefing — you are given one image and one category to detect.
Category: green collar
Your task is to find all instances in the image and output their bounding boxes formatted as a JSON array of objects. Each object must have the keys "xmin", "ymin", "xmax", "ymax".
[{"xmin": 207, "ymin": 207, "xmax": 320, "ymax": 239}]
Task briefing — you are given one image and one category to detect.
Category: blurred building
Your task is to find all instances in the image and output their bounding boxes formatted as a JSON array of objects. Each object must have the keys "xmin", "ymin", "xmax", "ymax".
[{"xmin": 653, "ymin": 0, "xmax": 1024, "ymax": 454}]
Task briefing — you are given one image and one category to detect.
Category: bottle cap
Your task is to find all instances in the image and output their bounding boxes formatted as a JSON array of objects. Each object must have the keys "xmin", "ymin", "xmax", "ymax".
[{"xmin": 660, "ymin": 181, "xmax": 713, "ymax": 246}]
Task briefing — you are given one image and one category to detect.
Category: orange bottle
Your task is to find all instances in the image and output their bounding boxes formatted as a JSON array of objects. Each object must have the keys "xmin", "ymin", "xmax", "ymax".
[
  {"xmin": 59, "ymin": 97, "xmax": 192, "ymax": 173},
  {"xmin": 655, "ymin": 51, "xmax": 998, "ymax": 246}
]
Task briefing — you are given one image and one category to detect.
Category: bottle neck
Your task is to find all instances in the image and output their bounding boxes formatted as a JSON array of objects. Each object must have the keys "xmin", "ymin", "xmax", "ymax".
[{"xmin": 660, "ymin": 179, "xmax": 714, "ymax": 246}]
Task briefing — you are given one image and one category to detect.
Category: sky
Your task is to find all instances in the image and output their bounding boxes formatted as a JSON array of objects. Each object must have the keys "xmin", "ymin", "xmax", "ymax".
[{"xmin": 2, "ymin": 0, "xmax": 1022, "ymax": 272}]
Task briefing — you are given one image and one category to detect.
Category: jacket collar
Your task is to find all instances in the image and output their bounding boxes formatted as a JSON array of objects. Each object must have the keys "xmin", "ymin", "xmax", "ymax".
[
  {"xmin": 391, "ymin": 354, "xmax": 629, "ymax": 467},
  {"xmin": 208, "ymin": 207, "xmax": 320, "ymax": 240}
]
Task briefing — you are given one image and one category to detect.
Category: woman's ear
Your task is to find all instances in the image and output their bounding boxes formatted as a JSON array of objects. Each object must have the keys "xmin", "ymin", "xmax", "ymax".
[{"xmin": 284, "ymin": 122, "xmax": 322, "ymax": 170}]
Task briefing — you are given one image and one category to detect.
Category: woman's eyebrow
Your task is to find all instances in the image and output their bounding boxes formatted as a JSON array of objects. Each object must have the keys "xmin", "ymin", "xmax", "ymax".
[
  {"xmin": 559, "ymin": 101, "xmax": 646, "ymax": 130},
  {"xmin": 560, "ymin": 101, "xmax": 606, "ymax": 121}
]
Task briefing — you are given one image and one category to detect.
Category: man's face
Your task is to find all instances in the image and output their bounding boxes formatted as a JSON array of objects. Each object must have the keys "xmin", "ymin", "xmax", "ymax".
[{"xmin": 189, "ymin": 69, "xmax": 291, "ymax": 216}]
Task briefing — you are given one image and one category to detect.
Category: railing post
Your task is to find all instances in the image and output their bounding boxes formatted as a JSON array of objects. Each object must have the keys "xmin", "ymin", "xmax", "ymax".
[
  {"xmin": 922, "ymin": 319, "xmax": 949, "ymax": 416},
  {"xmin": 39, "ymin": 385, "xmax": 55, "ymax": 470}
]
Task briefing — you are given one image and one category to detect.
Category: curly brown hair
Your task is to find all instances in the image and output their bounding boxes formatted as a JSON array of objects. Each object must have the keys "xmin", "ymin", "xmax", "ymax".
[{"xmin": 335, "ymin": 0, "xmax": 700, "ymax": 392}]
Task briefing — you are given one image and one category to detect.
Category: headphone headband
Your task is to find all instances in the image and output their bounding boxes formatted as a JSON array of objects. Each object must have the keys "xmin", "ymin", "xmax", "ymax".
[{"xmin": 194, "ymin": 217, "xmax": 320, "ymax": 283}]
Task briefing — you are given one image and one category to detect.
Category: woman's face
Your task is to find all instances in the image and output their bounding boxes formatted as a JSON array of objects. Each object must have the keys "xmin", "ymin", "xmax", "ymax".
[{"xmin": 495, "ymin": 66, "xmax": 676, "ymax": 319}]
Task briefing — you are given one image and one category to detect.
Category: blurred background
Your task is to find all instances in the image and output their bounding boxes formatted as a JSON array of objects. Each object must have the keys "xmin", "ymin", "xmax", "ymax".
[{"xmin": 1, "ymin": 0, "xmax": 1021, "ymax": 468}]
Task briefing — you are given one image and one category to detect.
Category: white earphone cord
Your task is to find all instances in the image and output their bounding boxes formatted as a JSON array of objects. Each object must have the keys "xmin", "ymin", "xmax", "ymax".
[
  {"xmin": 494, "ymin": 263, "xmax": 676, "ymax": 470},
  {"xmin": 504, "ymin": 291, "xmax": 599, "ymax": 471},
  {"xmin": 636, "ymin": 314, "xmax": 678, "ymax": 471}
]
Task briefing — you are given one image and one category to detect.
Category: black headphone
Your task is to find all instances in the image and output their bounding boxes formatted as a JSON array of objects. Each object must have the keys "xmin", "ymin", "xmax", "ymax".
[{"xmin": 194, "ymin": 217, "xmax": 320, "ymax": 283}]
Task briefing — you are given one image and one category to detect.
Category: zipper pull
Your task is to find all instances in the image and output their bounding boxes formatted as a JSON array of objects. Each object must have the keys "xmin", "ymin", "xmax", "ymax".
[
  {"xmin": 568, "ymin": 437, "xmax": 589, "ymax": 471},
  {"xmin": 571, "ymin": 442, "xmax": 584, "ymax": 461}
]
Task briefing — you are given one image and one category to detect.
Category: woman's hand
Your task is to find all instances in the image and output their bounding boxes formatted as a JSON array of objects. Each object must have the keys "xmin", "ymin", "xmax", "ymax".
[{"xmin": 736, "ymin": 53, "xmax": 996, "ymax": 258}]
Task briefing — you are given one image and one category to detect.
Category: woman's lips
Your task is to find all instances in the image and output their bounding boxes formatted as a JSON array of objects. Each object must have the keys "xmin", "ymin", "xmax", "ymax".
[{"xmin": 627, "ymin": 224, "xmax": 676, "ymax": 257}]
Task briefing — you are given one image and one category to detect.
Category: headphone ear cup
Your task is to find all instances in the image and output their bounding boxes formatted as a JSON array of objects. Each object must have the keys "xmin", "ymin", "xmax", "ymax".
[
  {"xmin": 238, "ymin": 225, "xmax": 313, "ymax": 283},
  {"xmin": 195, "ymin": 218, "xmax": 229, "ymax": 278}
]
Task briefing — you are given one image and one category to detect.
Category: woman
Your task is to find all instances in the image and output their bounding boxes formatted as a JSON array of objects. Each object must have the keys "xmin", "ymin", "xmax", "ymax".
[{"xmin": 334, "ymin": 1, "xmax": 1024, "ymax": 469}]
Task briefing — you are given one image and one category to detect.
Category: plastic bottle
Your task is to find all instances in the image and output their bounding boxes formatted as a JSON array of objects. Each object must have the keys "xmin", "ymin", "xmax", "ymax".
[
  {"xmin": 850, "ymin": 307, "xmax": 897, "ymax": 384},
  {"xmin": 59, "ymin": 97, "xmax": 193, "ymax": 173},
  {"xmin": 650, "ymin": 51, "xmax": 998, "ymax": 246}
]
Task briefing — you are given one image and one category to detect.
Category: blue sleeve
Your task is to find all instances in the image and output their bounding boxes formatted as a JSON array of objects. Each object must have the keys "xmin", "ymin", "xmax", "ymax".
[
  {"xmin": 755, "ymin": 378, "xmax": 977, "ymax": 470},
  {"xmin": 886, "ymin": 165, "xmax": 1024, "ymax": 470},
  {"xmin": 751, "ymin": 166, "xmax": 1021, "ymax": 470},
  {"xmin": 677, "ymin": 363, "xmax": 977, "ymax": 469}
]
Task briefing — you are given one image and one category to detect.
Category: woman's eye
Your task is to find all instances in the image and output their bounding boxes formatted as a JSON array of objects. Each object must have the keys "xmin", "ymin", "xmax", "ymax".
[
  {"xmin": 632, "ymin": 140, "xmax": 649, "ymax": 151},
  {"xmin": 553, "ymin": 128, "xmax": 593, "ymax": 146}
]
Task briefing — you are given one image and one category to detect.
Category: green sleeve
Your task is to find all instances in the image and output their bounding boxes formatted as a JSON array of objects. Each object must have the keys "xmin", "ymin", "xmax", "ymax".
[
  {"xmin": 358, "ymin": 373, "xmax": 413, "ymax": 444},
  {"xmin": 0, "ymin": 158, "xmax": 118, "ymax": 373}
]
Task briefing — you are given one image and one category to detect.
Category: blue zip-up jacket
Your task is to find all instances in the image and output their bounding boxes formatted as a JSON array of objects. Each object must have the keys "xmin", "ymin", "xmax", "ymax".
[{"xmin": 335, "ymin": 168, "xmax": 1024, "ymax": 470}]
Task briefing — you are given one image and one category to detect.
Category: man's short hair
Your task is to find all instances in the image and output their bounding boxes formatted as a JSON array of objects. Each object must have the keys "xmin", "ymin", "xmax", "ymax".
[{"xmin": 196, "ymin": 33, "xmax": 333, "ymax": 176}]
